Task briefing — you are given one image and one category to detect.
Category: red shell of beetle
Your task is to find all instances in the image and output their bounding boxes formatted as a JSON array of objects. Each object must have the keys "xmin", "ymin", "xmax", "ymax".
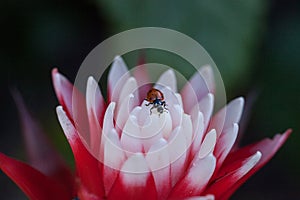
[{"xmin": 145, "ymin": 88, "xmax": 164, "ymax": 103}]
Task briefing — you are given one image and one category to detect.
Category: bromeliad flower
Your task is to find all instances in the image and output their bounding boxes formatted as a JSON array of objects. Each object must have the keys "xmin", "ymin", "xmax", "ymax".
[{"xmin": 0, "ymin": 56, "xmax": 291, "ymax": 200}]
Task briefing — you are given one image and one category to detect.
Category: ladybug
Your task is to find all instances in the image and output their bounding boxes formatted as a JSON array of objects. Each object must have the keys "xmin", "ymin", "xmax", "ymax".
[{"xmin": 145, "ymin": 88, "xmax": 168, "ymax": 115}]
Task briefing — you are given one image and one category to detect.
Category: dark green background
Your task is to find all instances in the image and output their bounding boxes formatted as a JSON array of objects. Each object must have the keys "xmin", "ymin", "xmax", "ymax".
[{"xmin": 0, "ymin": 0, "xmax": 299, "ymax": 199}]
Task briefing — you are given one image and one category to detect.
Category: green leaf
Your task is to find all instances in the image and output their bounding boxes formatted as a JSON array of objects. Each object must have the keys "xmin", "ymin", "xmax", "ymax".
[{"xmin": 94, "ymin": 0, "xmax": 267, "ymax": 89}]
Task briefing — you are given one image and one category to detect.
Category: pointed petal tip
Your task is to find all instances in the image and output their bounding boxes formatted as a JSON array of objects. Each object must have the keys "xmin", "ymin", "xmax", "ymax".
[
  {"xmin": 114, "ymin": 55, "xmax": 121, "ymax": 61},
  {"xmin": 213, "ymin": 129, "xmax": 291, "ymax": 199},
  {"xmin": 155, "ymin": 69, "xmax": 177, "ymax": 92},
  {"xmin": 56, "ymin": 105, "xmax": 63, "ymax": 113},
  {"xmin": 110, "ymin": 56, "xmax": 128, "ymax": 75},
  {"xmin": 166, "ymin": 68, "xmax": 176, "ymax": 75},
  {"xmin": 232, "ymin": 96, "xmax": 245, "ymax": 108},
  {"xmin": 199, "ymin": 64, "xmax": 215, "ymax": 88},
  {"xmin": 87, "ymin": 76, "xmax": 96, "ymax": 84},
  {"xmin": 198, "ymin": 129, "xmax": 217, "ymax": 159},
  {"xmin": 51, "ymin": 67, "xmax": 58, "ymax": 74},
  {"xmin": 284, "ymin": 128, "xmax": 292, "ymax": 137},
  {"xmin": 51, "ymin": 68, "xmax": 63, "ymax": 83},
  {"xmin": 273, "ymin": 128, "xmax": 292, "ymax": 147},
  {"xmin": 199, "ymin": 64, "xmax": 213, "ymax": 73},
  {"xmin": 56, "ymin": 105, "xmax": 76, "ymax": 141},
  {"xmin": 51, "ymin": 68, "xmax": 74, "ymax": 111},
  {"xmin": 207, "ymin": 92, "xmax": 214, "ymax": 100},
  {"xmin": 266, "ymin": 128, "xmax": 291, "ymax": 146},
  {"xmin": 112, "ymin": 55, "xmax": 126, "ymax": 67},
  {"xmin": 108, "ymin": 101, "xmax": 116, "ymax": 109},
  {"xmin": 254, "ymin": 151, "xmax": 262, "ymax": 160},
  {"xmin": 86, "ymin": 76, "xmax": 104, "ymax": 100}
]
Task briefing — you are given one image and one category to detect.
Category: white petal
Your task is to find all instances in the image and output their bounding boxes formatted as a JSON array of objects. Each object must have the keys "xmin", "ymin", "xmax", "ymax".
[
  {"xmin": 103, "ymin": 129, "xmax": 126, "ymax": 168},
  {"xmin": 182, "ymin": 114, "xmax": 193, "ymax": 148},
  {"xmin": 235, "ymin": 151, "xmax": 262, "ymax": 177},
  {"xmin": 170, "ymin": 153, "xmax": 216, "ymax": 198},
  {"xmin": 100, "ymin": 103, "xmax": 116, "ymax": 159},
  {"xmin": 197, "ymin": 93, "xmax": 214, "ymax": 129},
  {"xmin": 108, "ymin": 56, "xmax": 130, "ymax": 102},
  {"xmin": 146, "ymin": 138, "xmax": 169, "ymax": 170},
  {"xmin": 103, "ymin": 102, "xmax": 116, "ymax": 136},
  {"xmin": 141, "ymin": 110, "xmax": 172, "ymax": 151},
  {"xmin": 198, "ymin": 129, "xmax": 217, "ymax": 159},
  {"xmin": 159, "ymin": 86, "xmax": 180, "ymax": 106},
  {"xmin": 199, "ymin": 65, "xmax": 215, "ymax": 94},
  {"xmin": 103, "ymin": 129, "xmax": 126, "ymax": 194},
  {"xmin": 56, "ymin": 106, "xmax": 76, "ymax": 142},
  {"xmin": 86, "ymin": 76, "xmax": 105, "ymax": 121},
  {"xmin": 175, "ymin": 93, "xmax": 183, "ymax": 108},
  {"xmin": 181, "ymin": 65, "xmax": 215, "ymax": 113},
  {"xmin": 86, "ymin": 76, "xmax": 104, "ymax": 152},
  {"xmin": 121, "ymin": 115, "xmax": 143, "ymax": 156},
  {"xmin": 185, "ymin": 195, "xmax": 214, "ymax": 200},
  {"xmin": 120, "ymin": 153, "xmax": 150, "ymax": 184},
  {"xmin": 115, "ymin": 94, "xmax": 135, "ymax": 133},
  {"xmin": 155, "ymin": 69, "xmax": 177, "ymax": 92},
  {"xmin": 168, "ymin": 104, "xmax": 183, "ymax": 129},
  {"xmin": 187, "ymin": 154, "xmax": 216, "ymax": 193},
  {"xmin": 118, "ymin": 77, "xmax": 139, "ymax": 108},
  {"xmin": 168, "ymin": 127, "xmax": 187, "ymax": 186},
  {"xmin": 190, "ymin": 112, "xmax": 205, "ymax": 158},
  {"xmin": 214, "ymin": 123, "xmax": 239, "ymax": 170},
  {"xmin": 146, "ymin": 139, "xmax": 171, "ymax": 199},
  {"xmin": 132, "ymin": 106, "xmax": 151, "ymax": 127},
  {"xmin": 209, "ymin": 97, "xmax": 244, "ymax": 137}
]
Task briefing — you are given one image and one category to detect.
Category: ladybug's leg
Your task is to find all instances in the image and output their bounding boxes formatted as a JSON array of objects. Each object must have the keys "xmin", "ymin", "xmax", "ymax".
[
  {"xmin": 145, "ymin": 102, "xmax": 153, "ymax": 106},
  {"xmin": 150, "ymin": 106, "xmax": 154, "ymax": 115},
  {"xmin": 162, "ymin": 101, "xmax": 168, "ymax": 110},
  {"xmin": 161, "ymin": 101, "xmax": 168, "ymax": 113}
]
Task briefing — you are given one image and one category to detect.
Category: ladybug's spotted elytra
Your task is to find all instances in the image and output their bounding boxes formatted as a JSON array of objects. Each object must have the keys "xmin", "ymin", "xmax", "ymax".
[{"xmin": 145, "ymin": 88, "xmax": 168, "ymax": 115}]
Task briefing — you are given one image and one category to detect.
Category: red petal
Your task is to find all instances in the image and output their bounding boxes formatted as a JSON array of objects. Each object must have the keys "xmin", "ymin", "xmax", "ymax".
[
  {"xmin": 217, "ymin": 129, "xmax": 291, "ymax": 199},
  {"xmin": 86, "ymin": 77, "xmax": 106, "ymax": 155},
  {"xmin": 103, "ymin": 129, "xmax": 126, "ymax": 195},
  {"xmin": 232, "ymin": 90, "xmax": 259, "ymax": 150},
  {"xmin": 169, "ymin": 154, "xmax": 216, "ymax": 199},
  {"xmin": 52, "ymin": 68, "xmax": 90, "ymax": 146},
  {"xmin": 108, "ymin": 154, "xmax": 157, "ymax": 200},
  {"xmin": 12, "ymin": 90, "xmax": 74, "ymax": 193},
  {"xmin": 52, "ymin": 68, "xmax": 74, "ymax": 119},
  {"xmin": 204, "ymin": 152, "xmax": 262, "ymax": 199},
  {"xmin": 0, "ymin": 153, "xmax": 71, "ymax": 200},
  {"xmin": 211, "ymin": 123, "xmax": 238, "ymax": 178},
  {"xmin": 185, "ymin": 194, "xmax": 215, "ymax": 200},
  {"xmin": 56, "ymin": 106, "xmax": 105, "ymax": 198}
]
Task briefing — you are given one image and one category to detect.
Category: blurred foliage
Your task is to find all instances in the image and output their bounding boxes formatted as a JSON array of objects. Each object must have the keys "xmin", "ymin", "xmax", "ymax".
[
  {"xmin": 96, "ymin": 0, "xmax": 267, "ymax": 89},
  {"xmin": 238, "ymin": 2, "xmax": 300, "ymax": 198},
  {"xmin": 0, "ymin": 0, "xmax": 299, "ymax": 199}
]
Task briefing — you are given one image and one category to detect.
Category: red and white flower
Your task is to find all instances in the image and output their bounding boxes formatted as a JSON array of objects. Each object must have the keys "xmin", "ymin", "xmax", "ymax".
[{"xmin": 0, "ymin": 56, "xmax": 291, "ymax": 200}]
